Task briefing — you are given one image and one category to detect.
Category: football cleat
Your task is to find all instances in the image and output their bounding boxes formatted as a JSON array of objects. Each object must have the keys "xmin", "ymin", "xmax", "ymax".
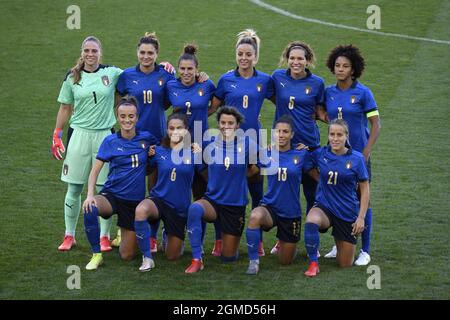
[
  {"xmin": 86, "ymin": 253, "xmax": 104, "ymax": 270},
  {"xmin": 211, "ymin": 239, "xmax": 222, "ymax": 256},
  {"xmin": 258, "ymin": 242, "xmax": 265, "ymax": 257},
  {"xmin": 111, "ymin": 230, "xmax": 121, "ymax": 248},
  {"xmin": 58, "ymin": 235, "xmax": 76, "ymax": 251},
  {"xmin": 324, "ymin": 245, "xmax": 337, "ymax": 258},
  {"xmin": 270, "ymin": 240, "xmax": 280, "ymax": 255},
  {"xmin": 304, "ymin": 261, "xmax": 320, "ymax": 277},
  {"xmin": 139, "ymin": 256, "xmax": 155, "ymax": 272},
  {"xmin": 246, "ymin": 260, "xmax": 260, "ymax": 275},
  {"xmin": 185, "ymin": 259, "xmax": 204, "ymax": 274},
  {"xmin": 100, "ymin": 236, "xmax": 112, "ymax": 252},
  {"xmin": 150, "ymin": 237, "xmax": 158, "ymax": 253},
  {"xmin": 354, "ymin": 250, "xmax": 371, "ymax": 266}
]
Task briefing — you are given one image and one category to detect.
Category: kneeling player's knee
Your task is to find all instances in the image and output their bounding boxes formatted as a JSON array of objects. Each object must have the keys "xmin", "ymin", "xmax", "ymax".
[
  {"xmin": 120, "ymin": 250, "xmax": 136, "ymax": 261},
  {"xmin": 135, "ymin": 204, "xmax": 149, "ymax": 221},
  {"xmin": 248, "ymin": 211, "xmax": 263, "ymax": 228},
  {"xmin": 166, "ymin": 252, "xmax": 180, "ymax": 261}
]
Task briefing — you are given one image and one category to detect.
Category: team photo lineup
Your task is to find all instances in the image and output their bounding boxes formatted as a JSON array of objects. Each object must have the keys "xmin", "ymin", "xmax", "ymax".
[
  {"xmin": 2, "ymin": 0, "xmax": 448, "ymax": 301},
  {"xmin": 51, "ymin": 28, "xmax": 380, "ymax": 277}
]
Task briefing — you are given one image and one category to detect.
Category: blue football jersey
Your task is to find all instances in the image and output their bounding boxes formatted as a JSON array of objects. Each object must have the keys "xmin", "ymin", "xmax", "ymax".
[
  {"xmin": 306, "ymin": 146, "xmax": 369, "ymax": 222},
  {"xmin": 272, "ymin": 69, "xmax": 325, "ymax": 148},
  {"xmin": 116, "ymin": 64, "xmax": 175, "ymax": 141},
  {"xmin": 149, "ymin": 146, "xmax": 203, "ymax": 217},
  {"xmin": 166, "ymin": 78, "xmax": 215, "ymax": 136},
  {"xmin": 97, "ymin": 131, "xmax": 158, "ymax": 201},
  {"xmin": 324, "ymin": 81, "xmax": 378, "ymax": 152},
  {"xmin": 260, "ymin": 149, "xmax": 309, "ymax": 218},
  {"xmin": 214, "ymin": 68, "xmax": 274, "ymax": 132},
  {"xmin": 203, "ymin": 135, "xmax": 258, "ymax": 206}
]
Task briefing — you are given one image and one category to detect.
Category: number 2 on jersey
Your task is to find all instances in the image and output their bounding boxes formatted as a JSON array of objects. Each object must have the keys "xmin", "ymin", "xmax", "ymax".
[{"xmin": 185, "ymin": 101, "xmax": 191, "ymax": 115}]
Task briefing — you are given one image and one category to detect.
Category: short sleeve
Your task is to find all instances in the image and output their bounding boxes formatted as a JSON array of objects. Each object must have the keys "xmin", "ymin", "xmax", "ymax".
[
  {"xmin": 57, "ymin": 76, "xmax": 74, "ymax": 105},
  {"xmin": 323, "ymin": 87, "xmax": 331, "ymax": 111},
  {"xmin": 148, "ymin": 151, "xmax": 158, "ymax": 168},
  {"xmin": 116, "ymin": 72, "xmax": 127, "ymax": 96},
  {"xmin": 303, "ymin": 148, "xmax": 320, "ymax": 171},
  {"xmin": 316, "ymin": 79, "xmax": 325, "ymax": 106},
  {"xmin": 265, "ymin": 76, "xmax": 275, "ymax": 99},
  {"xmin": 96, "ymin": 137, "xmax": 112, "ymax": 162},
  {"xmin": 214, "ymin": 75, "xmax": 226, "ymax": 100},
  {"xmin": 207, "ymin": 79, "xmax": 216, "ymax": 97},
  {"xmin": 362, "ymin": 87, "xmax": 377, "ymax": 113},
  {"xmin": 356, "ymin": 156, "xmax": 369, "ymax": 182},
  {"xmin": 110, "ymin": 66, "xmax": 123, "ymax": 85}
]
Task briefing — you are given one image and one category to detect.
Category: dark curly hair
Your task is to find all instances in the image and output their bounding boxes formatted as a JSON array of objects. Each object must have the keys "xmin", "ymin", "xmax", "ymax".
[{"xmin": 326, "ymin": 44, "xmax": 365, "ymax": 80}]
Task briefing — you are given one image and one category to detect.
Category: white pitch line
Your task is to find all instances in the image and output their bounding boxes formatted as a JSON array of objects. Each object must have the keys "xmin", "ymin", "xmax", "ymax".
[{"xmin": 250, "ymin": 0, "xmax": 450, "ymax": 45}]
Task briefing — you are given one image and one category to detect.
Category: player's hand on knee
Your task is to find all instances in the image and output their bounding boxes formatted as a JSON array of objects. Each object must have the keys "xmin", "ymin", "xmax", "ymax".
[
  {"xmin": 83, "ymin": 196, "xmax": 97, "ymax": 213},
  {"xmin": 351, "ymin": 217, "xmax": 365, "ymax": 236},
  {"xmin": 51, "ymin": 128, "xmax": 65, "ymax": 160}
]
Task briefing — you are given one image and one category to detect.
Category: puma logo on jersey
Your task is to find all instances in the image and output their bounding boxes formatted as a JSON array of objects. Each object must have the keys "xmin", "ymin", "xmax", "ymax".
[
  {"xmin": 173, "ymin": 92, "xmax": 178, "ymax": 96},
  {"xmin": 160, "ymin": 156, "xmax": 166, "ymax": 160},
  {"xmin": 117, "ymin": 147, "xmax": 124, "ymax": 151},
  {"xmin": 132, "ymin": 80, "xmax": 139, "ymax": 85},
  {"xmin": 280, "ymin": 82, "xmax": 286, "ymax": 87},
  {"xmin": 230, "ymin": 84, "xmax": 237, "ymax": 89}
]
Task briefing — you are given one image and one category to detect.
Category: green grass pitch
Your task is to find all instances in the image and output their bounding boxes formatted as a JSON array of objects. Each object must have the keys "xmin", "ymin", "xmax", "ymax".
[{"xmin": 0, "ymin": 0, "xmax": 449, "ymax": 300}]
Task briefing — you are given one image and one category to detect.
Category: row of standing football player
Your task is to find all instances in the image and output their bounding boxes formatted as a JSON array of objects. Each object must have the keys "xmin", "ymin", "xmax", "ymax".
[{"xmin": 51, "ymin": 29, "xmax": 380, "ymax": 276}]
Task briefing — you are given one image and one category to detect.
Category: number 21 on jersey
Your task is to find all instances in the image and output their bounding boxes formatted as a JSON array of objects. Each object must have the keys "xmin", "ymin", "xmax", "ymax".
[{"xmin": 327, "ymin": 171, "xmax": 338, "ymax": 185}]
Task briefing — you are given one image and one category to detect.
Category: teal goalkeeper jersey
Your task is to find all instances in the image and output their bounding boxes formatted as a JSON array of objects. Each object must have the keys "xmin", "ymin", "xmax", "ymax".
[{"xmin": 57, "ymin": 64, "xmax": 122, "ymax": 130}]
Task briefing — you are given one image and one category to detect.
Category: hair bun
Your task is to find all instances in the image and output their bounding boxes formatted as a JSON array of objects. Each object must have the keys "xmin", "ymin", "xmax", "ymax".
[
  {"xmin": 144, "ymin": 31, "xmax": 157, "ymax": 39},
  {"xmin": 183, "ymin": 43, "xmax": 198, "ymax": 55}
]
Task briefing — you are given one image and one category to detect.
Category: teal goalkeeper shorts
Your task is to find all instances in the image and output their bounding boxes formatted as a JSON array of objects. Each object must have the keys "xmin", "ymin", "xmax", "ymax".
[{"xmin": 61, "ymin": 127, "xmax": 112, "ymax": 185}]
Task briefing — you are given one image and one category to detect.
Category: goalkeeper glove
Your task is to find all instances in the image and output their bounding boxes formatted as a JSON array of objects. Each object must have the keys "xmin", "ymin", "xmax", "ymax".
[{"xmin": 51, "ymin": 128, "xmax": 65, "ymax": 160}]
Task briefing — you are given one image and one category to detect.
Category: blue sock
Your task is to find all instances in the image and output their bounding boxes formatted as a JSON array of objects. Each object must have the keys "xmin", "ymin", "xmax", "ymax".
[
  {"xmin": 246, "ymin": 227, "xmax": 260, "ymax": 261},
  {"xmin": 362, "ymin": 208, "xmax": 372, "ymax": 254},
  {"xmin": 248, "ymin": 181, "xmax": 263, "ymax": 209},
  {"xmin": 134, "ymin": 220, "xmax": 152, "ymax": 258},
  {"xmin": 213, "ymin": 220, "xmax": 222, "ymax": 240},
  {"xmin": 187, "ymin": 203, "xmax": 204, "ymax": 260},
  {"xmin": 150, "ymin": 219, "xmax": 160, "ymax": 240},
  {"xmin": 304, "ymin": 223, "xmax": 320, "ymax": 262},
  {"xmin": 201, "ymin": 220, "xmax": 207, "ymax": 243},
  {"xmin": 84, "ymin": 206, "xmax": 100, "ymax": 253}
]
